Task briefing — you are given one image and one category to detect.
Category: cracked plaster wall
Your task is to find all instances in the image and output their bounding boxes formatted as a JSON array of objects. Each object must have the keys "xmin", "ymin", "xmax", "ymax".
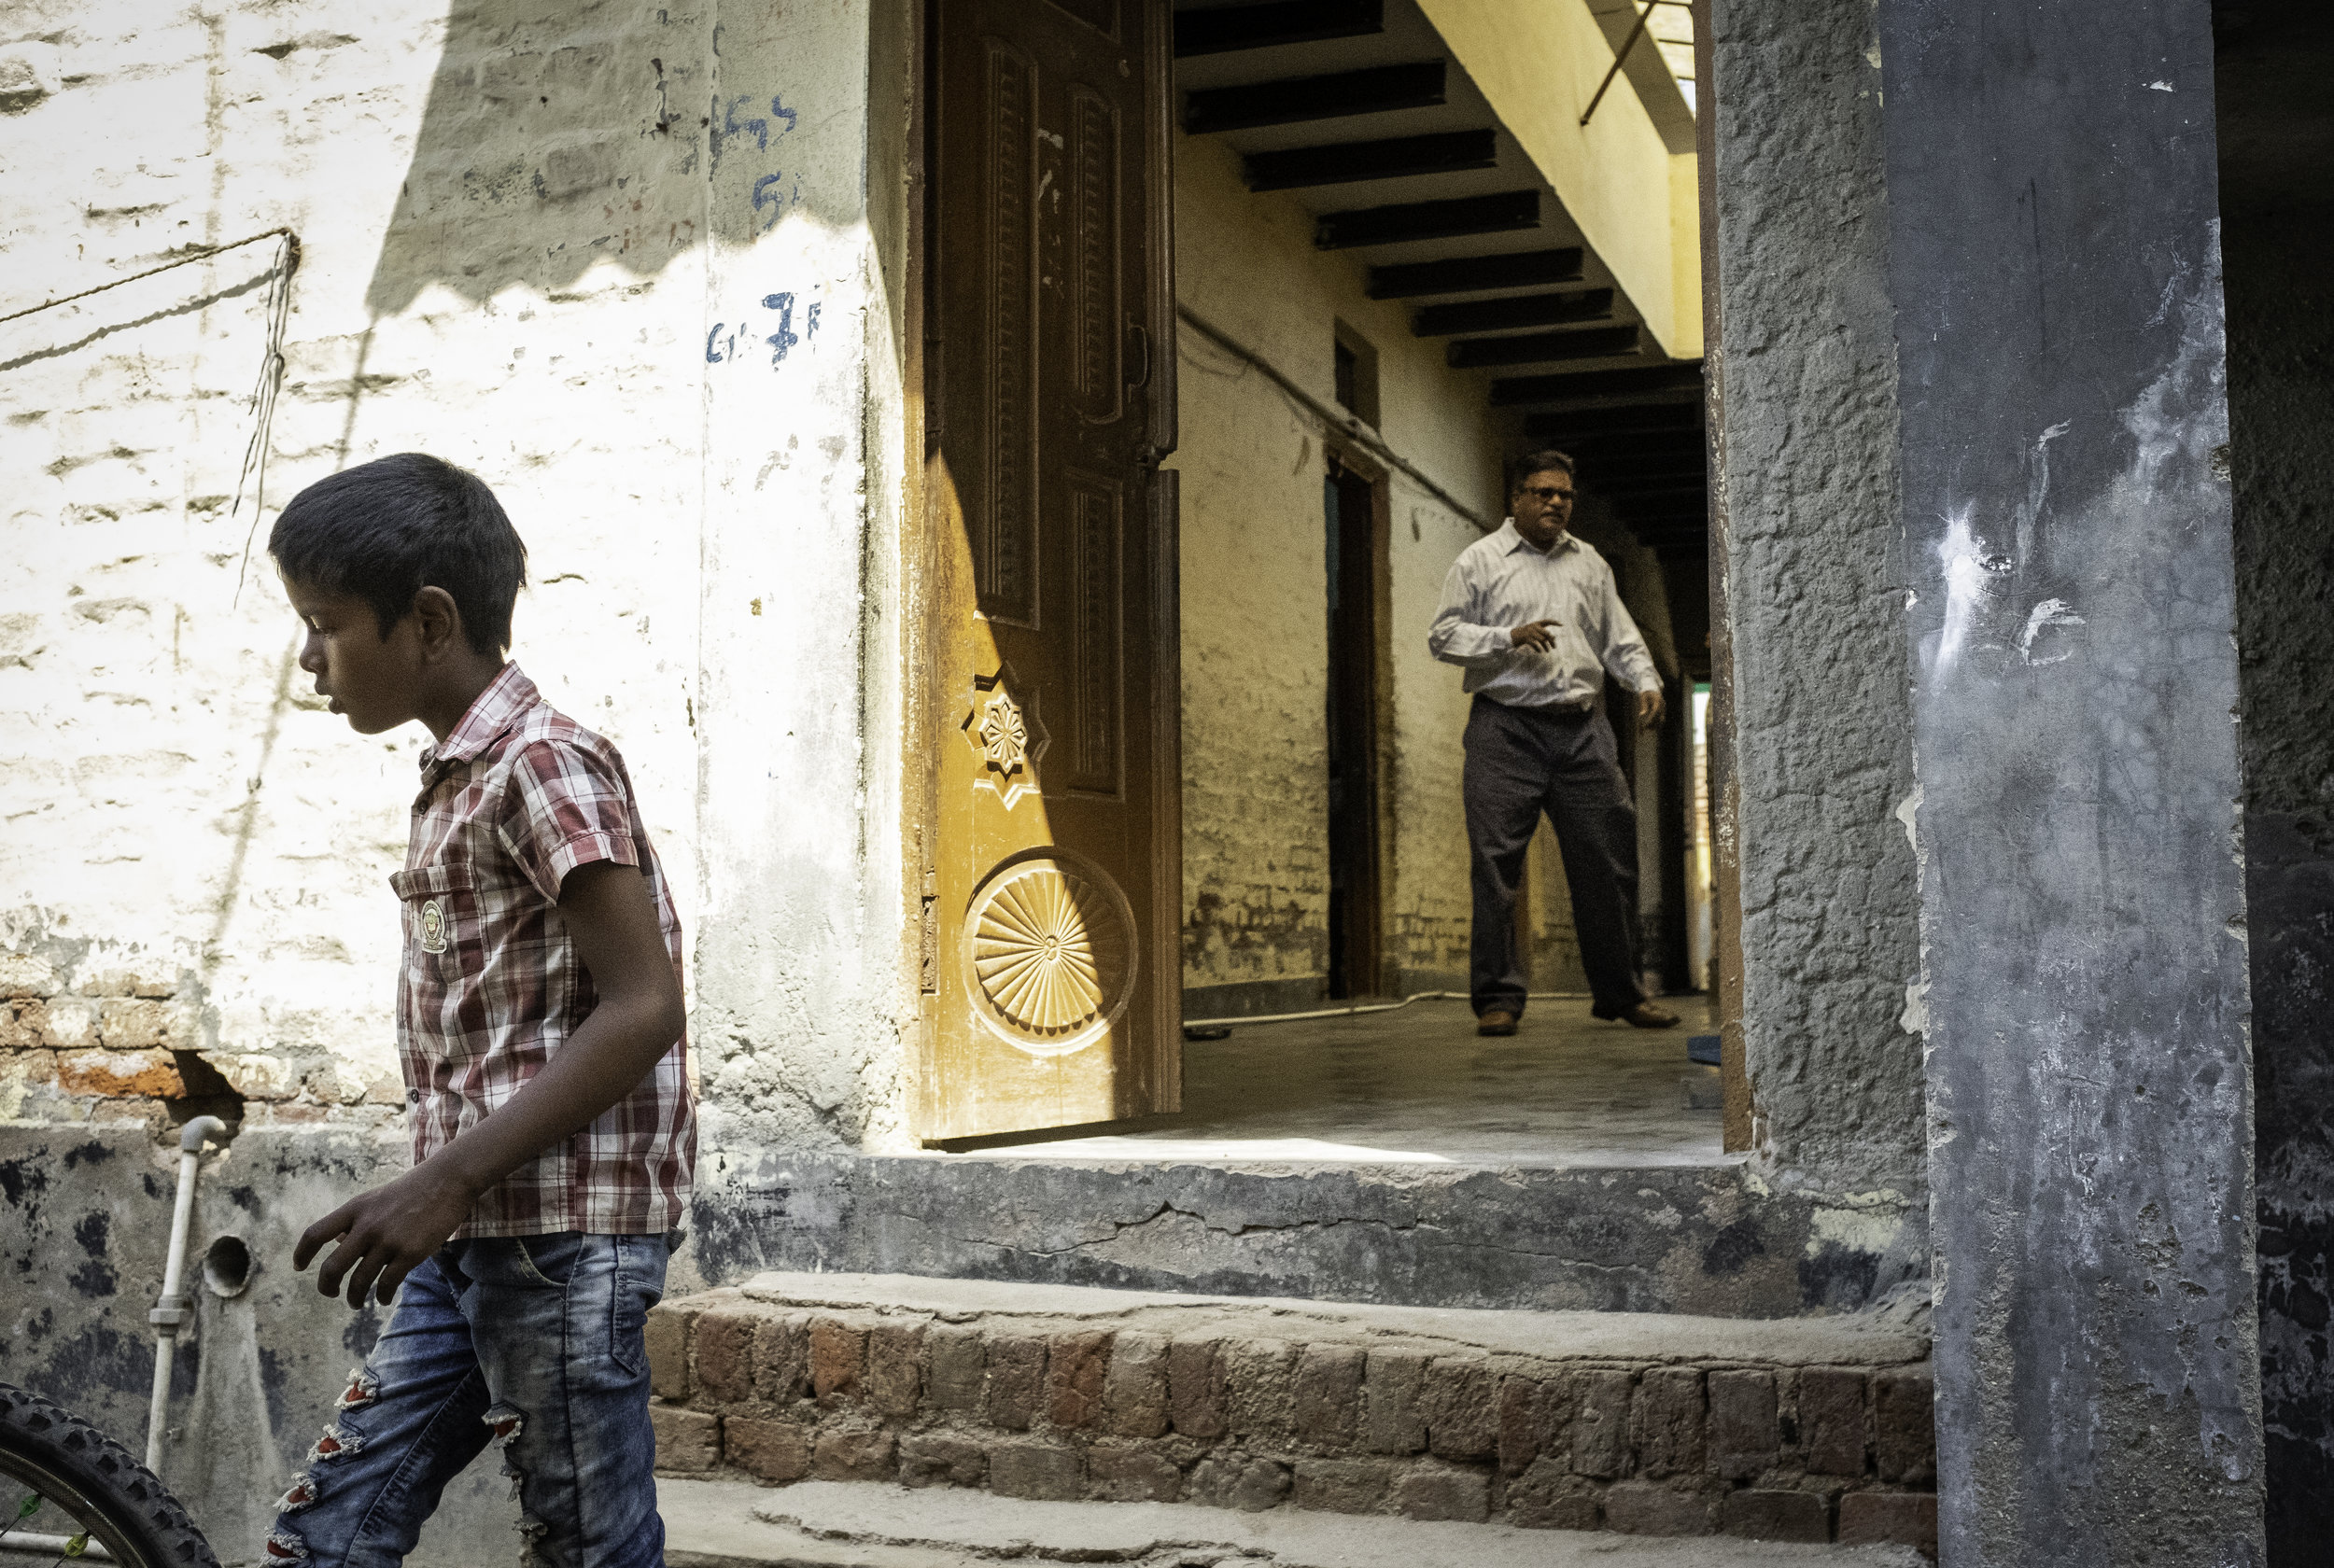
[
  {"xmin": 0, "ymin": 0, "xmax": 919, "ymax": 1155},
  {"xmin": 1703, "ymin": 0, "xmax": 1923, "ymax": 1193}
]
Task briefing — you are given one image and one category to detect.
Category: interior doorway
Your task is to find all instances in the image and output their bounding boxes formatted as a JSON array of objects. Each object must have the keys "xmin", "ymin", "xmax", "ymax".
[{"xmin": 1324, "ymin": 457, "xmax": 1385, "ymax": 1001}]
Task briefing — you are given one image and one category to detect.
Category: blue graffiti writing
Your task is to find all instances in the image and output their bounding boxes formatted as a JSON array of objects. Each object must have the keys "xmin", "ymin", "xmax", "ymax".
[
  {"xmin": 704, "ymin": 323, "xmax": 737, "ymax": 363},
  {"xmin": 761, "ymin": 292, "xmax": 800, "ymax": 363},
  {"xmin": 769, "ymin": 95, "xmax": 797, "ymax": 133},
  {"xmin": 723, "ymin": 94, "xmax": 773, "ymax": 151},
  {"xmin": 752, "ymin": 173, "xmax": 788, "ymax": 233},
  {"xmin": 807, "ymin": 301, "xmax": 823, "ymax": 338}
]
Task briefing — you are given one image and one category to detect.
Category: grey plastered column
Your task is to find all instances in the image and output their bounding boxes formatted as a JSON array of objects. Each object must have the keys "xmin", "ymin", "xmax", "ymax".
[
  {"xmin": 1700, "ymin": 0, "xmax": 1926, "ymax": 1228},
  {"xmin": 1876, "ymin": 3, "xmax": 2264, "ymax": 1562}
]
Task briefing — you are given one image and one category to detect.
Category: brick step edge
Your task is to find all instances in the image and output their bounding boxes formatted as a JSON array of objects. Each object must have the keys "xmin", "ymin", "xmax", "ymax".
[{"xmin": 645, "ymin": 1287, "xmax": 1938, "ymax": 1554}]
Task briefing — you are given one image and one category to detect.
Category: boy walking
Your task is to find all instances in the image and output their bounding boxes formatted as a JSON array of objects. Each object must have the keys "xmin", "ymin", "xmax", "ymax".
[{"xmin": 262, "ymin": 454, "xmax": 695, "ymax": 1566}]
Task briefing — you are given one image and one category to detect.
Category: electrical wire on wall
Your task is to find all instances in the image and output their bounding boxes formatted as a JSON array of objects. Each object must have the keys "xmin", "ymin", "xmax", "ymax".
[
  {"xmin": 228, "ymin": 232, "xmax": 301, "ymax": 609},
  {"xmin": 0, "ymin": 227, "xmax": 302, "ymax": 607},
  {"xmin": 1174, "ymin": 304, "xmax": 1495, "ymax": 533}
]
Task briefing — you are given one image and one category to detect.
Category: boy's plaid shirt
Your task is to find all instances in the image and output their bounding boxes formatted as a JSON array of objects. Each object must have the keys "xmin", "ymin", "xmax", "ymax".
[{"xmin": 389, "ymin": 664, "xmax": 696, "ymax": 1238}]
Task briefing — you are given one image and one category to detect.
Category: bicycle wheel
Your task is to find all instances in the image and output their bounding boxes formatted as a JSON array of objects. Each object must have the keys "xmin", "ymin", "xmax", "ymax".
[{"xmin": 0, "ymin": 1382, "xmax": 215, "ymax": 1567}]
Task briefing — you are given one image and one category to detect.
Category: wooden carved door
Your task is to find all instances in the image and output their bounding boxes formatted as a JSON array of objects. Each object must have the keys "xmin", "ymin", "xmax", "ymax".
[{"xmin": 919, "ymin": 0, "xmax": 1178, "ymax": 1140}]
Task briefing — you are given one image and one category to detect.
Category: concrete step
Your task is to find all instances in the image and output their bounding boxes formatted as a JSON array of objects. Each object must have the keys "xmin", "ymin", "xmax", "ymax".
[
  {"xmin": 685, "ymin": 1149, "xmax": 1929, "ymax": 1317},
  {"xmin": 660, "ymin": 1476, "xmax": 1928, "ymax": 1567},
  {"xmin": 648, "ymin": 1273, "xmax": 1937, "ymax": 1557}
]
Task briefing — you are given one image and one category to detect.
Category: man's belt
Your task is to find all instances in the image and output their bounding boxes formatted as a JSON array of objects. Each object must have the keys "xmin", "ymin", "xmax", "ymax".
[{"xmin": 1483, "ymin": 693, "xmax": 1596, "ymax": 718}]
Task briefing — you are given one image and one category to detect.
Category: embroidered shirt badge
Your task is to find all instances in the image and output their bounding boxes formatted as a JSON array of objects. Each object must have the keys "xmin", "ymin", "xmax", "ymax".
[{"xmin": 418, "ymin": 899, "xmax": 448, "ymax": 954}]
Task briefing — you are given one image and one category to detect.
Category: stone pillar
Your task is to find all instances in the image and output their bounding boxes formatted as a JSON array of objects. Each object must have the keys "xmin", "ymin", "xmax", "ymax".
[
  {"xmin": 1876, "ymin": 2, "xmax": 2264, "ymax": 1561},
  {"xmin": 1701, "ymin": 0, "xmax": 1926, "ymax": 1221}
]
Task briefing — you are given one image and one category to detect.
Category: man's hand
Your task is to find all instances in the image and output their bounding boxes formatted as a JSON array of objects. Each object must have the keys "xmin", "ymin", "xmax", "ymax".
[
  {"xmin": 1636, "ymin": 686, "xmax": 1667, "ymax": 730},
  {"xmin": 296, "ymin": 1160, "xmax": 483, "ymax": 1308},
  {"xmin": 1509, "ymin": 619, "xmax": 1560, "ymax": 651}
]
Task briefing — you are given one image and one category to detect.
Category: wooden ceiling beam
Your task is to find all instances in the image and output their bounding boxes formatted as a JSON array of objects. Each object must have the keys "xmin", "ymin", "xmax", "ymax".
[
  {"xmin": 1245, "ymin": 129, "xmax": 1498, "ymax": 191},
  {"xmin": 1413, "ymin": 288, "xmax": 1614, "ymax": 336},
  {"xmin": 1315, "ymin": 189, "xmax": 1540, "ymax": 249},
  {"xmin": 1185, "ymin": 62, "xmax": 1446, "ymax": 135}
]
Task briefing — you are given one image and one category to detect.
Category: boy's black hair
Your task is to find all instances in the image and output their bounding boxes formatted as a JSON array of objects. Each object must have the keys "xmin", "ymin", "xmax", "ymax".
[
  {"xmin": 1507, "ymin": 448, "xmax": 1578, "ymax": 497},
  {"xmin": 269, "ymin": 454, "xmax": 527, "ymax": 655}
]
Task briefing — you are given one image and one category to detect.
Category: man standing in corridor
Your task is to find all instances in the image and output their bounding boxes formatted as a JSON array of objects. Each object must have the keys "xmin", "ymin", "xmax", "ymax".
[{"xmin": 1427, "ymin": 451, "xmax": 1679, "ymax": 1036}]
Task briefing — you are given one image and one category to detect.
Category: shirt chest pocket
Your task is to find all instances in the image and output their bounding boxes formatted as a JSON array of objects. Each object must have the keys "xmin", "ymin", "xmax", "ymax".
[{"xmin": 389, "ymin": 859, "xmax": 482, "ymax": 980}]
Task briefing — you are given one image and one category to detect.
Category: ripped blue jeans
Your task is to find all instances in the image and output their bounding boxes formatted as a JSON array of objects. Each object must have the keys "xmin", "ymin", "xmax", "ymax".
[{"xmin": 264, "ymin": 1233, "xmax": 670, "ymax": 1568}]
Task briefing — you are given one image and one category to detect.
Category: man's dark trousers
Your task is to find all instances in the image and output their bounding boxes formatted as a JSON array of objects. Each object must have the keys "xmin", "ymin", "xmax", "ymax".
[{"xmin": 1463, "ymin": 694, "xmax": 1647, "ymax": 1019}]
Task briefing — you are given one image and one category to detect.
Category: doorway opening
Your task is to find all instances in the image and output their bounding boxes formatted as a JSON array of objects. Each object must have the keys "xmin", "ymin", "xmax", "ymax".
[
  {"xmin": 1324, "ymin": 455, "xmax": 1385, "ymax": 1001},
  {"xmin": 916, "ymin": 0, "xmax": 1727, "ymax": 1170}
]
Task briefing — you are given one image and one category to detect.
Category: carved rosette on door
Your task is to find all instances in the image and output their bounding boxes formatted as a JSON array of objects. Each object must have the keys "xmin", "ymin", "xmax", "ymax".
[
  {"xmin": 963, "ymin": 848, "xmax": 1137, "ymax": 1057},
  {"xmin": 961, "ymin": 665, "xmax": 1048, "ymax": 809}
]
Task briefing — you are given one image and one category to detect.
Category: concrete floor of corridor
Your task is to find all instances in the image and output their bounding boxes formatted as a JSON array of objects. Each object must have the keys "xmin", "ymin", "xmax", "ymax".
[{"xmin": 948, "ymin": 995, "xmax": 1725, "ymax": 1169}]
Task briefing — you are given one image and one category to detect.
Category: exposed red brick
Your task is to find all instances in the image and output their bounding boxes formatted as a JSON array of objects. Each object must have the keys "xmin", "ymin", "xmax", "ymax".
[
  {"xmin": 1293, "ymin": 1344, "xmax": 1364, "ymax": 1449},
  {"xmin": 1632, "ymin": 1367, "xmax": 1706, "ymax": 1477},
  {"xmin": 988, "ymin": 1437, "xmax": 1081, "ymax": 1501},
  {"xmin": 1497, "ymin": 1376, "xmax": 1542, "ymax": 1475},
  {"xmin": 1798, "ymin": 1367, "xmax": 1868, "ymax": 1476},
  {"xmin": 1874, "ymin": 1369, "xmax": 1936, "ymax": 1484},
  {"xmin": 808, "ymin": 1317, "xmax": 865, "ymax": 1403},
  {"xmin": 724, "ymin": 1416, "xmax": 812, "ymax": 1482},
  {"xmin": 56, "ymin": 1049, "xmax": 181, "ymax": 1098},
  {"xmin": 1392, "ymin": 1461, "xmax": 1491, "ymax": 1523},
  {"xmin": 866, "ymin": 1323, "xmax": 924, "ymax": 1418},
  {"xmin": 1046, "ymin": 1330, "xmax": 1111, "ymax": 1428},
  {"xmin": 644, "ymin": 1303, "xmax": 696, "ymax": 1400},
  {"xmin": 899, "ymin": 1431, "xmax": 987, "ymax": 1489},
  {"xmin": 1087, "ymin": 1440, "xmax": 1182, "ymax": 1503},
  {"xmin": 755, "ymin": 1315, "xmax": 809, "ymax": 1404},
  {"xmin": 1166, "ymin": 1338, "xmax": 1226, "ymax": 1438},
  {"xmin": 810, "ymin": 1423, "xmax": 895, "ymax": 1482},
  {"xmin": 694, "ymin": 1309, "xmax": 757, "ymax": 1404},
  {"xmin": 1102, "ymin": 1331, "xmax": 1170, "ymax": 1438},
  {"xmin": 1424, "ymin": 1356, "xmax": 1499, "ymax": 1461},
  {"xmin": 1362, "ymin": 1348, "xmax": 1429, "ymax": 1454},
  {"xmin": 1837, "ymin": 1490, "xmax": 1937, "ymax": 1554},
  {"xmin": 1708, "ymin": 1369, "xmax": 1779, "ymax": 1480},
  {"xmin": 1291, "ymin": 1457, "xmax": 1394, "ymax": 1515},
  {"xmin": 1571, "ymin": 1368, "xmax": 1635, "ymax": 1478},
  {"xmin": 1504, "ymin": 1455, "xmax": 1600, "ymax": 1530},
  {"xmin": 1602, "ymin": 1482, "xmax": 1715, "ymax": 1536},
  {"xmin": 649, "ymin": 1406, "xmax": 720, "ymax": 1470},
  {"xmin": 1721, "ymin": 1488, "xmax": 1830, "ymax": 1542},
  {"xmin": 925, "ymin": 1323, "xmax": 986, "ymax": 1413},
  {"xmin": 985, "ymin": 1334, "xmax": 1047, "ymax": 1430}
]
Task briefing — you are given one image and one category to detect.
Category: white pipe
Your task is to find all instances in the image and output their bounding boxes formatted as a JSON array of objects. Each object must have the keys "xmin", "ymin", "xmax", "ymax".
[
  {"xmin": 1183, "ymin": 990, "xmax": 1590, "ymax": 1031},
  {"xmin": 145, "ymin": 1116, "xmax": 226, "ymax": 1475},
  {"xmin": 0, "ymin": 1532, "xmax": 117, "ymax": 1561}
]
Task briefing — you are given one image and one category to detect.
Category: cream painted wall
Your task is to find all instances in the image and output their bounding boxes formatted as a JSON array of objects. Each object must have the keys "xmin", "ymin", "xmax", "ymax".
[
  {"xmin": 1422, "ymin": 0, "xmax": 1702, "ymax": 357},
  {"xmin": 0, "ymin": 0, "xmax": 915, "ymax": 1149},
  {"xmin": 1169, "ymin": 132, "xmax": 1510, "ymax": 1007}
]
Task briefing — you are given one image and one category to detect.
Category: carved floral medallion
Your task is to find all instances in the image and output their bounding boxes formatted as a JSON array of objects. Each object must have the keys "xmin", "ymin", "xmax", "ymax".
[{"xmin": 963, "ymin": 853, "xmax": 1135, "ymax": 1056}]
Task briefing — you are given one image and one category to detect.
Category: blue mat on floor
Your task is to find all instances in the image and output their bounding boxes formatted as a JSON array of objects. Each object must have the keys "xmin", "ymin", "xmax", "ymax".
[{"xmin": 1687, "ymin": 1034, "xmax": 1721, "ymax": 1067}]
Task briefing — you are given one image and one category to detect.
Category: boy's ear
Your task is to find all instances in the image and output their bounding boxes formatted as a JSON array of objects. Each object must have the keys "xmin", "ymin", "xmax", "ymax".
[{"xmin": 410, "ymin": 585, "xmax": 466, "ymax": 658}]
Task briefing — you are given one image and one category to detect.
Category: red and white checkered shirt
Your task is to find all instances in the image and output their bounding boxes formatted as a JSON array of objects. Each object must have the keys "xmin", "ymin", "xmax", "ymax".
[{"xmin": 390, "ymin": 664, "xmax": 695, "ymax": 1238}]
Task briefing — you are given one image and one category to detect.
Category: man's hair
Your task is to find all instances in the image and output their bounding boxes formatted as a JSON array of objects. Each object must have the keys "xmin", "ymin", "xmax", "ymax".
[
  {"xmin": 269, "ymin": 454, "xmax": 527, "ymax": 655},
  {"xmin": 1508, "ymin": 449, "xmax": 1577, "ymax": 497}
]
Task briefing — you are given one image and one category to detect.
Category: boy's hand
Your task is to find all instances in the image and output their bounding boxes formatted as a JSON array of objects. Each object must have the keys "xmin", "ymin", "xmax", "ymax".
[
  {"xmin": 296, "ymin": 1161, "xmax": 483, "ymax": 1308},
  {"xmin": 292, "ymin": 861, "xmax": 684, "ymax": 1309}
]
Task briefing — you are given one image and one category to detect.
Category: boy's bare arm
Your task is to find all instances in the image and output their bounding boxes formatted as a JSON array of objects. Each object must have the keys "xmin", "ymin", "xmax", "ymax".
[{"xmin": 294, "ymin": 861, "xmax": 686, "ymax": 1307}]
